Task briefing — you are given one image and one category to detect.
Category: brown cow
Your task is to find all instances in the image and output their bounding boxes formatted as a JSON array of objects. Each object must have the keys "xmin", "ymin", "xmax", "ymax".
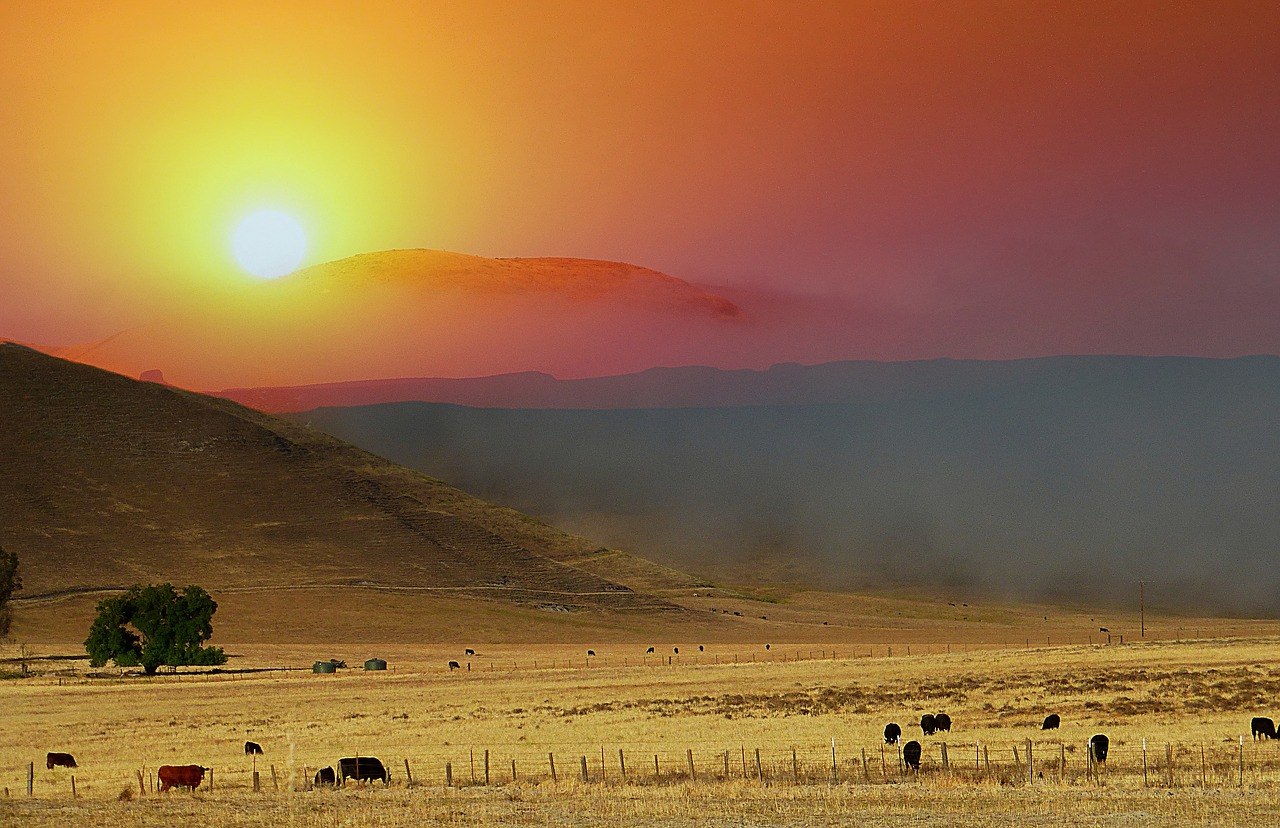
[
  {"xmin": 158, "ymin": 764, "xmax": 208, "ymax": 792},
  {"xmin": 46, "ymin": 752, "xmax": 77, "ymax": 770}
]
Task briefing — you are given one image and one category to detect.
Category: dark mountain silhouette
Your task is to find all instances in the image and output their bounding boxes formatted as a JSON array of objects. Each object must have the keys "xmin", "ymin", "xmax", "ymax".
[
  {"xmin": 0, "ymin": 343, "xmax": 690, "ymax": 611},
  {"xmin": 292, "ymin": 355, "xmax": 1280, "ymax": 615}
]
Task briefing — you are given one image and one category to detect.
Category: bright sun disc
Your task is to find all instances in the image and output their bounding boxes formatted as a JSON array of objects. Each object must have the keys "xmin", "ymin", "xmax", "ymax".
[{"xmin": 232, "ymin": 210, "xmax": 307, "ymax": 278}]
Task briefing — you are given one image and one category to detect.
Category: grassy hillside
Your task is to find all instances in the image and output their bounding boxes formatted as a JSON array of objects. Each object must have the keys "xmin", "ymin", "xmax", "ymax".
[{"xmin": 0, "ymin": 344, "xmax": 695, "ymax": 617}]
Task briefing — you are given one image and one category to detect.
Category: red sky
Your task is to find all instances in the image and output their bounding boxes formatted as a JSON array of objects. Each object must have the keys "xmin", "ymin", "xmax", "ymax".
[{"xmin": 1, "ymin": 1, "xmax": 1277, "ymax": 377}]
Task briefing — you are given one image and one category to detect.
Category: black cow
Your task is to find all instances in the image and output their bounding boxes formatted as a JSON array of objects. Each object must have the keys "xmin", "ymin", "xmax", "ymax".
[
  {"xmin": 698, "ymin": 645, "xmax": 704, "ymax": 652},
  {"xmin": 884, "ymin": 723, "xmax": 902, "ymax": 744},
  {"xmin": 314, "ymin": 766, "xmax": 336, "ymax": 787},
  {"xmin": 587, "ymin": 650, "xmax": 595, "ymax": 656},
  {"xmin": 46, "ymin": 752, "xmax": 77, "ymax": 770},
  {"xmin": 646, "ymin": 647, "xmax": 655, "ymax": 654},
  {"xmin": 464, "ymin": 648, "xmax": 475, "ymax": 656},
  {"xmin": 920, "ymin": 714, "xmax": 937, "ymax": 736},
  {"xmin": 448, "ymin": 661, "xmax": 461, "ymax": 670},
  {"xmin": 934, "ymin": 713, "xmax": 952, "ymax": 732},
  {"xmin": 903, "ymin": 740, "xmax": 922, "ymax": 770},
  {"xmin": 1252, "ymin": 717, "xmax": 1277, "ymax": 740},
  {"xmin": 674, "ymin": 647, "xmax": 679, "ymax": 654},
  {"xmin": 244, "ymin": 741, "xmax": 263, "ymax": 755},
  {"xmin": 1042, "ymin": 714, "xmax": 1061, "ymax": 730},
  {"xmin": 1089, "ymin": 734, "xmax": 1109, "ymax": 764},
  {"xmin": 338, "ymin": 756, "xmax": 388, "ymax": 785},
  {"xmin": 765, "ymin": 644, "xmax": 771, "ymax": 650}
]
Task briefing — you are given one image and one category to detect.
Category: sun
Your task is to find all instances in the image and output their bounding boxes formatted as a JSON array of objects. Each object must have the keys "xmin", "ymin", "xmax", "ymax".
[{"xmin": 232, "ymin": 210, "xmax": 308, "ymax": 278}]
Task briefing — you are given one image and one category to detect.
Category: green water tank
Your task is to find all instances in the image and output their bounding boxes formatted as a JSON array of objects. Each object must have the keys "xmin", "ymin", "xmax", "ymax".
[
  {"xmin": 312, "ymin": 660, "xmax": 337, "ymax": 674},
  {"xmin": 363, "ymin": 658, "xmax": 387, "ymax": 671}
]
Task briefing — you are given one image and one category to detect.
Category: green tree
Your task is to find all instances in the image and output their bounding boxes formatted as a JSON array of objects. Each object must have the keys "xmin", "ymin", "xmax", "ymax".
[
  {"xmin": 0, "ymin": 546, "xmax": 20, "ymax": 637},
  {"xmin": 85, "ymin": 583, "xmax": 226, "ymax": 675}
]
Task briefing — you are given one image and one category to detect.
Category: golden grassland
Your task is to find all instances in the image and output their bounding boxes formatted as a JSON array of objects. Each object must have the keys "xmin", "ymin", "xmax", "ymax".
[{"xmin": 4, "ymin": 610, "xmax": 1280, "ymax": 826}]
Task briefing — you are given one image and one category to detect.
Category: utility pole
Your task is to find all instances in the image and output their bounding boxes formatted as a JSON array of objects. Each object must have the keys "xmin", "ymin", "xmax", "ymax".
[{"xmin": 1140, "ymin": 580, "xmax": 1145, "ymax": 638}]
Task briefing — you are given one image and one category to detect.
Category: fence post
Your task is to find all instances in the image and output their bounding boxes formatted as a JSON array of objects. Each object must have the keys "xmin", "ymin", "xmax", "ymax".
[
  {"xmin": 253, "ymin": 771, "xmax": 261, "ymax": 792},
  {"xmin": 862, "ymin": 748, "xmax": 869, "ymax": 781},
  {"xmin": 1027, "ymin": 740, "xmax": 1033, "ymax": 785},
  {"xmin": 792, "ymin": 747, "xmax": 799, "ymax": 784},
  {"xmin": 619, "ymin": 748, "xmax": 626, "ymax": 781},
  {"xmin": 741, "ymin": 745, "xmax": 748, "ymax": 778},
  {"xmin": 403, "ymin": 759, "xmax": 413, "ymax": 787},
  {"xmin": 881, "ymin": 743, "xmax": 887, "ymax": 778},
  {"xmin": 209, "ymin": 768, "xmax": 214, "ymax": 792},
  {"xmin": 1060, "ymin": 743, "xmax": 1066, "ymax": 779},
  {"xmin": 271, "ymin": 764, "xmax": 278, "ymax": 792},
  {"xmin": 484, "ymin": 750, "xmax": 490, "ymax": 785},
  {"xmin": 548, "ymin": 753, "xmax": 555, "ymax": 783},
  {"xmin": 724, "ymin": 750, "xmax": 730, "ymax": 780},
  {"xmin": 687, "ymin": 749, "xmax": 696, "ymax": 781},
  {"xmin": 1166, "ymin": 742, "xmax": 1173, "ymax": 787},
  {"xmin": 580, "ymin": 756, "xmax": 589, "ymax": 783},
  {"xmin": 831, "ymin": 738, "xmax": 838, "ymax": 783},
  {"xmin": 26, "ymin": 763, "xmax": 33, "ymax": 798},
  {"xmin": 511, "ymin": 759, "xmax": 516, "ymax": 782},
  {"xmin": 446, "ymin": 762, "xmax": 453, "ymax": 787},
  {"xmin": 470, "ymin": 749, "xmax": 476, "ymax": 784},
  {"xmin": 136, "ymin": 770, "xmax": 145, "ymax": 797},
  {"xmin": 940, "ymin": 742, "xmax": 949, "ymax": 770},
  {"xmin": 1142, "ymin": 738, "xmax": 1148, "ymax": 786},
  {"xmin": 655, "ymin": 754, "xmax": 660, "ymax": 778},
  {"xmin": 1200, "ymin": 743, "xmax": 1207, "ymax": 788},
  {"xmin": 71, "ymin": 775, "xmax": 76, "ymax": 799},
  {"xmin": 1239, "ymin": 736, "xmax": 1244, "ymax": 787},
  {"xmin": 983, "ymin": 744, "xmax": 989, "ymax": 774}
]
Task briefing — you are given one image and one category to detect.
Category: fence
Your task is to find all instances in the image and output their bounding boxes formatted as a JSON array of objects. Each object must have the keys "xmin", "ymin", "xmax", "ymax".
[{"xmin": 9, "ymin": 736, "xmax": 1280, "ymax": 800}]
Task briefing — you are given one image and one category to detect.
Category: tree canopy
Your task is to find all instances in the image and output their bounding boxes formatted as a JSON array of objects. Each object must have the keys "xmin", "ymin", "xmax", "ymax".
[
  {"xmin": 0, "ymin": 546, "xmax": 19, "ymax": 637},
  {"xmin": 84, "ymin": 583, "xmax": 226, "ymax": 674}
]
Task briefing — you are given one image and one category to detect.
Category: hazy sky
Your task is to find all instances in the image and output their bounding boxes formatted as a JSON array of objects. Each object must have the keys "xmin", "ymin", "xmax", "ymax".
[{"xmin": 2, "ymin": 1, "xmax": 1277, "ymax": 362}]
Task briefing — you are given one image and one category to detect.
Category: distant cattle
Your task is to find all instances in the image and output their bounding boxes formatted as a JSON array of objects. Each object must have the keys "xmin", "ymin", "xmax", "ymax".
[
  {"xmin": 244, "ymin": 741, "xmax": 263, "ymax": 755},
  {"xmin": 920, "ymin": 714, "xmax": 937, "ymax": 736},
  {"xmin": 884, "ymin": 723, "xmax": 902, "ymax": 744},
  {"xmin": 158, "ymin": 764, "xmax": 207, "ymax": 792},
  {"xmin": 328, "ymin": 659, "xmax": 346, "ymax": 668},
  {"xmin": 587, "ymin": 650, "xmax": 595, "ymax": 656},
  {"xmin": 765, "ymin": 644, "xmax": 771, "ymax": 650},
  {"xmin": 698, "ymin": 645, "xmax": 704, "ymax": 652},
  {"xmin": 465, "ymin": 648, "xmax": 475, "ymax": 656},
  {"xmin": 1099, "ymin": 627, "xmax": 1109, "ymax": 633},
  {"xmin": 1252, "ymin": 717, "xmax": 1277, "ymax": 740},
  {"xmin": 934, "ymin": 713, "xmax": 952, "ymax": 732},
  {"xmin": 646, "ymin": 647, "xmax": 655, "ymax": 654},
  {"xmin": 1042, "ymin": 714, "xmax": 1061, "ymax": 730},
  {"xmin": 46, "ymin": 752, "xmax": 77, "ymax": 770},
  {"xmin": 338, "ymin": 756, "xmax": 389, "ymax": 785},
  {"xmin": 448, "ymin": 661, "xmax": 461, "ymax": 670},
  {"xmin": 903, "ymin": 740, "xmax": 922, "ymax": 770},
  {"xmin": 314, "ymin": 766, "xmax": 336, "ymax": 787},
  {"xmin": 673, "ymin": 647, "xmax": 679, "ymax": 654},
  {"xmin": 1089, "ymin": 734, "xmax": 1109, "ymax": 764}
]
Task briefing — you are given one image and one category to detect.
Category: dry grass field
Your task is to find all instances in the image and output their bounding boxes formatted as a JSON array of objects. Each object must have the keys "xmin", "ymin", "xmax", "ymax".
[{"xmin": 4, "ymin": 619, "xmax": 1280, "ymax": 827}]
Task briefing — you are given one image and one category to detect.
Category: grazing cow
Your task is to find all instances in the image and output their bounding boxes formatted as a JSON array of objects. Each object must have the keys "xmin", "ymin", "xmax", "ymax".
[
  {"xmin": 1089, "ymin": 734, "xmax": 1109, "ymax": 764},
  {"xmin": 920, "ymin": 714, "xmax": 937, "ymax": 736},
  {"xmin": 338, "ymin": 756, "xmax": 389, "ymax": 785},
  {"xmin": 765, "ymin": 644, "xmax": 771, "ymax": 650},
  {"xmin": 1252, "ymin": 717, "xmax": 1277, "ymax": 740},
  {"xmin": 314, "ymin": 766, "xmax": 336, "ymax": 787},
  {"xmin": 698, "ymin": 645, "xmax": 704, "ymax": 652},
  {"xmin": 673, "ymin": 647, "xmax": 679, "ymax": 654},
  {"xmin": 934, "ymin": 713, "xmax": 952, "ymax": 732},
  {"xmin": 646, "ymin": 647, "xmax": 655, "ymax": 654},
  {"xmin": 448, "ymin": 661, "xmax": 461, "ymax": 670},
  {"xmin": 884, "ymin": 723, "xmax": 902, "ymax": 744},
  {"xmin": 1042, "ymin": 714, "xmax": 1061, "ymax": 730},
  {"xmin": 46, "ymin": 752, "xmax": 77, "ymax": 770},
  {"xmin": 464, "ymin": 648, "xmax": 475, "ymax": 656},
  {"xmin": 903, "ymin": 740, "xmax": 922, "ymax": 770},
  {"xmin": 244, "ymin": 741, "xmax": 263, "ymax": 755},
  {"xmin": 158, "ymin": 764, "xmax": 207, "ymax": 792},
  {"xmin": 1099, "ymin": 627, "xmax": 1109, "ymax": 633},
  {"xmin": 587, "ymin": 650, "xmax": 595, "ymax": 656}
]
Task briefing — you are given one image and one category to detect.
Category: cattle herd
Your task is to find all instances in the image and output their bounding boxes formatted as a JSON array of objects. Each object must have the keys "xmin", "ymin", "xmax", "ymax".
[{"xmin": 879, "ymin": 713, "xmax": 1114, "ymax": 771}]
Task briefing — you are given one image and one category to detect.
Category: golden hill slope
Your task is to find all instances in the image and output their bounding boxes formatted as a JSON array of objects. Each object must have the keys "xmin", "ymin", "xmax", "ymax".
[{"xmin": 0, "ymin": 343, "xmax": 695, "ymax": 612}]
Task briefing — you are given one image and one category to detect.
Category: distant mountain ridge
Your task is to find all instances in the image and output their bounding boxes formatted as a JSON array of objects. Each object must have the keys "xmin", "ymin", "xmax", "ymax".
[
  {"xmin": 290, "ymin": 354, "xmax": 1280, "ymax": 615},
  {"xmin": 217, "ymin": 354, "xmax": 1279, "ymax": 413}
]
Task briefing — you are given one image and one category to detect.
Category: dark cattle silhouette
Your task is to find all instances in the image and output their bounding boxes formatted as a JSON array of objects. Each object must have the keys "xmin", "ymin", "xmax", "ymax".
[
  {"xmin": 698, "ymin": 645, "xmax": 704, "ymax": 652},
  {"xmin": 673, "ymin": 647, "xmax": 679, "ymax": 654},
  {"xmin": 920, "ymin": 714, "xmax": 937, "ymax": 736},
  {"xmin": 448, "ymin": 661, "xmax": 461, "ymax": 670},
  {"xmin": 1099, "ymin": 627, "xmax": 1109, "ymax": 633},
  {"xmin": 903, "ymin": 740, "xmax": 922, "ymax": 770},
  {"xmin": 338, "ymin": 756, "xmax": 389, "ymax": 784},
  {"xmin": 1252, "ymin": 717, "xmax": 1277, "ymax": 740},
  {"xmin": 158, "ymin": 765, "xmax": 207, "ymax": 792},
  {"xmin": 244, "ymin": 741, "xmax": 263, "ymax": 755},
  {"xmin": 587, "ymin": 650, "xmax": 595, "ymax": 656},
  {"xmin": 465, "ymin": 648, "xmax": 475, "ymax": 656},
  {"xmin": 1089, "ymin": 734, "xmax": 1109, "ymax": 764},
  {"xmin": 765, "ymin": 644, "xmax": 771, "ymax": 650},
  {"xmin": 646, "ymin": 647, "xmax": 655, "ymax": 653},
  {"xmin": 46, "ymin": 752, "xmax": 77, "ymax": 770},
  {"xmin": 883, "ymin": 723, "xmax": 902, "ymax": 744},
  {"xmin": 314, "ymin": 766, "xmax": 336, "ymax": 786},
  {"xmin": 934, "ymin": 713, "xmax": 952, "ymax": 732},
  {"xmin": 1042, "ymin": 714, "xmax": 1061, "ymax": 730}
]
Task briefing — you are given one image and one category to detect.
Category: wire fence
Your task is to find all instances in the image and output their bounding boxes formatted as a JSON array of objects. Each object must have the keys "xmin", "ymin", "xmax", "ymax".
[{"xmin": 10, "ymin": 736, "xmax": 1280, "ymax": 799}]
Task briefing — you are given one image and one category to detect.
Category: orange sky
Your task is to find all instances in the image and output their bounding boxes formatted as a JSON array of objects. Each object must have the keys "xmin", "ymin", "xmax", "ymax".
[{"xmin": 2, "ymin": 1, "xmax": 1278, "ymax": 370}]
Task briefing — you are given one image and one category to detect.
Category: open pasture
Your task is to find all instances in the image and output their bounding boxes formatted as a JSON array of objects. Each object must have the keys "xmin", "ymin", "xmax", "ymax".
[{"xmin": 4, "ymin": 635, "xmax": 1280, "ymax": 826}]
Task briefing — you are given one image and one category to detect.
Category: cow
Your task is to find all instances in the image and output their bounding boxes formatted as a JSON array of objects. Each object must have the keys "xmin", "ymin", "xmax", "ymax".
[
  {"xmin": 673, "ymin": 647, "xmax": 679, "ymax": 654},
  {"xmin": 338, "ymin": 756, "xmax": 389, "ymax": 785},
  {"xmin": 765, "ymin": 644, "xmax": 771, "ymax": 650},
  {"xmin": 587, "ymin": 650, "xmax": 596, "ymax": 657},
  {"xmin": 158, "ymin": 764, "xmax": 207, "ymax": 792},
  {"xmin": 465, "ymin": 648, "xmax": 475, "ymax": 656},
  {"xmin": 934, "ymin": 713, "xmax": 952, "ymax": 732},
  {"xmin": 1042, "ymin": 714, "xmax": 1061, "ymax": 730},
  {"xmin": 314, "ymin": 766, "xmax": 336, "ymax": 787},
  {"xmin": 903, "ymin": 740, "xmax": 922, "ymax": 770},
  {"xmin": 448, "ymin": 661, "xmax": 461, "ymax": 670},
  {"xmin": 1089, "ymin": 734, "xmax": 1109, "ymax": 764},
  {"xmin": 46, "ymin": 752, "xmax": 77, "ymax": 770},
  {"xmin": 920, "ymin": 714, "xmax": 937, "ymax": 736},
  {"xmin": 883, "ymin": 723, "xmax": 902, "ymax": 744},
  {"xmin": 646, "ymin": 647, "xmax": 655, "ymax": 654},
  {"xmin": 1252, "ymin": 717, "xmax": 1277, "ymax": 740},
  {"xmin": 244, "ymin": 741, "xmax": 263, "ymax": 755},
  {"xmin": 698, "ymin": 645, "xmax": 704, "ymax": 652}
]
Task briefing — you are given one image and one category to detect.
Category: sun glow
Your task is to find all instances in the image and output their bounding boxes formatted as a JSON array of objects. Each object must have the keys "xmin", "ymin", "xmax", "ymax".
[{"xmin": 232, "ymin": 210, "xmax": 308, "ymax": 279}]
